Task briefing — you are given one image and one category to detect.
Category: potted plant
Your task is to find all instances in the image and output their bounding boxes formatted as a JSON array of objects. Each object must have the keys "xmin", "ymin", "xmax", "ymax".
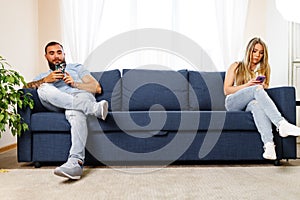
[{"xmin": 0, "ymin": 55, "xmax": 34, "ymax": 137}]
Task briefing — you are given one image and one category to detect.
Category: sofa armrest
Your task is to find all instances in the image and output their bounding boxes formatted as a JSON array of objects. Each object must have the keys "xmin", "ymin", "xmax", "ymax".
[
  {"xmin": 266, "ymin": 86, "xmax": 297, "ymax": 160},
  {"xmin": 17, "ymin": 88, "xmax": 48, "ymax": 162},
  {"xmin": 20, "ymin": 88, "xmax": 48, "ymax": 113},
  {"xmin": 266, "ymin": 86, "xmax": 296, "ymax": 124}
]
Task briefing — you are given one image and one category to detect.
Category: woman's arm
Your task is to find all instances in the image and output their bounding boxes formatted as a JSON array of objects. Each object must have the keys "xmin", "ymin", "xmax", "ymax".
[{"xmin": 223, "ymin": 63, "xmax": 259, "ymax": 95}]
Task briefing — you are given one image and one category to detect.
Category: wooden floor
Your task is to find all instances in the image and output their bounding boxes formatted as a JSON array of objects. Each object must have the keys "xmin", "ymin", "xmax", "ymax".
[
  {"xmin": 0, "ymin": 147, "xmax": 34, "ymax": 169},
  {"xmin": 1, "ymin": 141, "xmax": 300, "ymax": 169}
]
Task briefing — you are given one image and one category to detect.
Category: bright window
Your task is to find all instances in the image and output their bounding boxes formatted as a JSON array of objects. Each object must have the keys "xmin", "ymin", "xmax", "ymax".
[{"xmin": 61, "ymin": 0, "xmax": 248, "ymax": 71}]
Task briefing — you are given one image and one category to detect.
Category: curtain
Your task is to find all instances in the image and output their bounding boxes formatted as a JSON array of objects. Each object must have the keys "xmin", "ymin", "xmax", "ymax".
[
  {"xmin": 60, "ymin": 0, "xmax": 249, "ymax": 71},
  {"xmin": 215, "ymin": 0, "xmax": 249, "ymax": 68},
  {"xmin": 61, "ymin": 0, "xmax": 104, "ymax": 64}
]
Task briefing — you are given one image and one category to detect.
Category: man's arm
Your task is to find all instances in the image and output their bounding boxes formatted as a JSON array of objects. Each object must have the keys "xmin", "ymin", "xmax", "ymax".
[
  {"xmin": 67, "ymin": 73, "xmax": 102, "ymax": 94},
  {"xmin": 23, "ymin": 78, "xmax": 46, "ymax": 89},
  {"xmin": 24, "ymin": 70, "xmax": 64, "ymax": 89}
]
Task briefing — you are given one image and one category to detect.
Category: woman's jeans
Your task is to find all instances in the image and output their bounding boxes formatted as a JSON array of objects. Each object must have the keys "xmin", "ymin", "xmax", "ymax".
[
  {"xmin": 225, "ymin": 85, "xmax": 284, "ymax": 144},
  {"xmin": 37, "ymin": 83, "xmax": 98, "ymax": 162}
]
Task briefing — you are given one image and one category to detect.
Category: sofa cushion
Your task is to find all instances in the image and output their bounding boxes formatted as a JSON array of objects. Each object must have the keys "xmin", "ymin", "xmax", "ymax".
[
  {"xmin": 122, "ymin": 69, "xmax": 189, "ymax": 111},
  {"xmin": 87, "ymin": 111, "xmax": 257, "ymax": 132},
  {"xmin": 91, "ymin": 69, "xmax": 122, "ymax": 111},
  {"xmin": 31, "ymin": 112, "xmax": 70, "ymax": 131},
  {"xmin": 189, "ymin": 71, "xmax": 226, "ymax": 111}
]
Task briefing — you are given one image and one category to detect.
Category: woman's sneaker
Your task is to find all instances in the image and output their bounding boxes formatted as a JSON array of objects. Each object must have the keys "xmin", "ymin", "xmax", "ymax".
[
  {"xmin": 54, "ymin": 157, "xmax": 83, "ymax": 180},
  {"xmin": 263, "ymin": 142, "xmax": 276, "ymax": 160},
  {"xmin": 278, "ymin": 120, "xmax": 300, "ymax": 137}
]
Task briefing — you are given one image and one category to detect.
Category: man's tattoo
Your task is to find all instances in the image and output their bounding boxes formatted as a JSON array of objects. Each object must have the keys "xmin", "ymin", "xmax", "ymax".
[{"xmin": 24, "ymin": 78, "xmax": 45, "ymax": 89}]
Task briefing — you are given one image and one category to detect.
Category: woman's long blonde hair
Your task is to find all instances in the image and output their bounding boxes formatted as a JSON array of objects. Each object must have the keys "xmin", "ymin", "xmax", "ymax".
[{"xmin": 235, "ymin": 37, "xmax": 270, "ymax": 87}]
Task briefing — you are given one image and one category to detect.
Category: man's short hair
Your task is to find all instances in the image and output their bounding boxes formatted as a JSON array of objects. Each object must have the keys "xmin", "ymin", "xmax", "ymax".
[{"xmin": 45, "ymin": 41, "xmax": 64, "ymax": 54}]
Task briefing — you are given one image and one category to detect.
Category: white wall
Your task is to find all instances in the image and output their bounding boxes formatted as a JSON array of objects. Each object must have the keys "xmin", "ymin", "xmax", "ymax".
[
  {"xmin": 265, "ymin": 0, "xmax": 289, "ymax": 87},
  {"xmin": 37, "ymin": 0, "xmax": 62, "ymax": 73},
  {"xmin": 0, "ymin": 0, "xmax": 38, "ymax": 148},
  {"xmin": 244, "ymin": 0, "xmax": 289, "ymax": 87},
  {"xmin": 244, "ymin": 0, "xmax": 267, "ymax": 44}
]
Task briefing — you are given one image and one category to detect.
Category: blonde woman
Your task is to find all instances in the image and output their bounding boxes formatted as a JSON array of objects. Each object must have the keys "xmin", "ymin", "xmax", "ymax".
[{"xmin": 224, "ymin": 37, "xmax": 300, "ymax": 160}]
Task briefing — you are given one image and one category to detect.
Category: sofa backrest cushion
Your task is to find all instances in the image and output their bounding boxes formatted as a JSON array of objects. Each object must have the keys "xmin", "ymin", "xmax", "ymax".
[
  {"xmin": 91, "ymin": 69, "xmax": 122, "ymax": 111},
  {"xmin": 122, "ymin": 69, "xmax": 189, "ymax": 111},
  {"xmin": 189, "ymin": 71, "xmax": 226, "ymax": 111}
]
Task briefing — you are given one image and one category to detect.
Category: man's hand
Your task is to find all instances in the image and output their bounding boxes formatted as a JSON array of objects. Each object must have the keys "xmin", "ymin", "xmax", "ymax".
[
  {"xmin": 24, "ymin": 70, "xmax": 64, "ymax": 89},
  {"xmin": 63, "ymin": 72, "xmax": 75, "ymax": 86},
  {"xmin": 44, "ymin": 70, "xmax": 65, "ymax": 83}
]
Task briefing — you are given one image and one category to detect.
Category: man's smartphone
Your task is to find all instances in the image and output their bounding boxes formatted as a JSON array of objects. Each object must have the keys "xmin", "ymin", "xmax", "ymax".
[
  {"xmin": 256, "ymin": 75, "xmax": 266, "ymax": 83},
  {"xmin": 55, "ymin": 63, "xmax": 66, "ymax": 74}
]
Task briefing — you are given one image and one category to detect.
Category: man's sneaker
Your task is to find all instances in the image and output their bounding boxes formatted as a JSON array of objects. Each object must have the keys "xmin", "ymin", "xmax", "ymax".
[
  {"xmin": 54, "ymin": 157, "xmax": 83, "ymax": 180},
  {"xmin": 97, "ymin": 100, "xmax": 108, "ymax": 120},
  {"xmin": 100, "ymin": 100, "xmax": 108, "ymax": 120},
  {"xmin": 263, "ymin": 142, "xmax": 277, "ymax": 160},
  {"xmin": 278, "ymin": 119, "xmax": 300, "ymax": 137}
]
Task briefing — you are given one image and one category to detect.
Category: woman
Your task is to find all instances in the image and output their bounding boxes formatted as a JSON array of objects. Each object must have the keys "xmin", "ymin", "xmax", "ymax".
[{"xmin": 224, "ymin": 37, "xmax": 300, "ymax": 160}]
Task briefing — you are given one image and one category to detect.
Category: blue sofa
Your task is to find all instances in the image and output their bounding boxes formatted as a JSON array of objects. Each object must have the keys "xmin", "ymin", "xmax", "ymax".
[{"xmin": 17, "ymin": 69, "xmax": 297, "ymax": 167}]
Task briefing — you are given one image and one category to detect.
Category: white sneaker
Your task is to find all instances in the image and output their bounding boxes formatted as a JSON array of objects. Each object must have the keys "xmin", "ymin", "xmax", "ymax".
[
  {"xmin": 263, "ymin": 142, "xmax": 277, "ymax": 160},
  {"xmin": 99, "ymin": 100, "xmax": 108, "ymax": 120},
  {"xmin": 278, "ymin": 119, "xmax": 300, "ymax": 137}
]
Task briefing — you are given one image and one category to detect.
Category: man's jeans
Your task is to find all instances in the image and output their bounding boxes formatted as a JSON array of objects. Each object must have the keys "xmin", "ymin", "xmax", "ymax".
[
  {"xmin": 225, "ymin": 85, "xmax": 284, "ymax": 144},
  {"xmin": 37, "ymin": 83, "xmax": 98, "ymax": 161}
]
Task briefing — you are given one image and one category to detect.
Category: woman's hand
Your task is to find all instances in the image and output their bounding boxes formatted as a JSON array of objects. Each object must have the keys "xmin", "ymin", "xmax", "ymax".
[{"xmin": 246, "ymin": 78, "xmax": 263, "ymax": 87}]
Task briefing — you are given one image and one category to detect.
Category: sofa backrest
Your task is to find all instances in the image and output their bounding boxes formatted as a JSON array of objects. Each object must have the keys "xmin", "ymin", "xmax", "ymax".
[
  {"xmin": 189, "ymin": 71, "xmax": 226, "ymax": 111},
  {"xmin": 91, "ymin": 69, "xmax": 226, "ymax": 111},
  {"xmin": 91, "ymin": 69, "xmax": 122, "ymax": 111},
  {"xmin": 122, "ymin": 69, "xmax": 189, "ymax": 111}
]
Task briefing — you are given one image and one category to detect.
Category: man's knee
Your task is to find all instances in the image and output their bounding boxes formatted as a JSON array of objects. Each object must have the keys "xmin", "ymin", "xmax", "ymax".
[
  {"xmin": 37, "ymin": 83, "xmax": 50, "ymax": 100},
  {"xmin": 65, "ymin": 110, "xmax": 86, "ymax": 122}
]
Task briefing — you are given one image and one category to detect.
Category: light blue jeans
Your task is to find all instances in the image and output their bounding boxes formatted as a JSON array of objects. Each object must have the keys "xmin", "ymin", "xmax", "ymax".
[
  {"xmin": 225, "ymin": 85, "xmax": 284, "ymax": 144},
  {"xmin": 37, "ymin": 83, "xmax": 98, "ymax": 162}
]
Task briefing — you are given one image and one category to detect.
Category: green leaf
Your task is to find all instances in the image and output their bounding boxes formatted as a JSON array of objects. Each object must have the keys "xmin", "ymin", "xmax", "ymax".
[
  {"xmin": 0, "ymin": 55, "xmax": 33, "ymax": 137},
  {"xmin": 22, "ymin": 123, "xmax": 28, "ymax": 131},
  {"xmin": 0, "ymin": 114, "xmax": 4, "ymax": 122}
]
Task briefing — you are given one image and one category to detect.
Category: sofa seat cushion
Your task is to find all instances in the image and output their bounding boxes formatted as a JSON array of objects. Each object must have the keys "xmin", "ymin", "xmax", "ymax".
[
  {"xmin": 122, "ymin": 69, "xmax": 189, "ymax": 111},
  {"xmin": 31, "ymin": 112, "xmax": 70, "ymax": 131},
  {"xmin": 96, "ymin": 111, "xmax": 257, "ymax": 132},
  {"xmin": 31, "ymin": 111, "xmax": 256, "ymax": 132}
]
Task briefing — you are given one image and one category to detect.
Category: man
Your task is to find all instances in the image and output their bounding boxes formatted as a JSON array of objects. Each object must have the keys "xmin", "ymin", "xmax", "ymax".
[{"xmin": 25, "ymin": 41, "xmax": 108, "ymax": 180}]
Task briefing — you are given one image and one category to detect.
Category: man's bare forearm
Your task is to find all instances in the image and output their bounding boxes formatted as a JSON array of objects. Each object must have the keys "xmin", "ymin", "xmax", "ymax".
[
  {"xmin": 23, "ymin": 78, "xmax": 45, "ymax": 89},
  {"xmin": 74, "ymin": 82, "xmax": 101, "ymax": 94}
]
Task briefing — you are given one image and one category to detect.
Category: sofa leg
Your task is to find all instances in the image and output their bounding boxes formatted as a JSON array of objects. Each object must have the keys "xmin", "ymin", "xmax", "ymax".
[
  {"xmin": 34, "ymin": 162, "xmax": 41, "ymax": 168},
  {"xmin": 274, "ymin": 159, "xmax": 281, "ymax": 166}
]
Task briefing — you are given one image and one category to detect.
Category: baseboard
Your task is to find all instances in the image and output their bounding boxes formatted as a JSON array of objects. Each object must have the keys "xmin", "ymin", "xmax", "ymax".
[{"xmin": 0, "ymin": 143, "xmax": 17, "ymax": 153}]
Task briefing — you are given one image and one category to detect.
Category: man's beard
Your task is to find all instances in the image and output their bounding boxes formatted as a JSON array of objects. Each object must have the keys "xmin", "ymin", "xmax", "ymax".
[{"xmin": 48, "ymin": 59, "xmax": 66, "ymax": 71}]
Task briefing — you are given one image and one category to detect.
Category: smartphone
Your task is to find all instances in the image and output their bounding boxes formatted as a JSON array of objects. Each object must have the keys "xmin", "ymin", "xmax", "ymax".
[
  {"xmin": 55, "ymin": 63, "xmax": 66, "ymax": 74},
  {"xmin": 256, "ymin": 75, "xmax": 266, "ymax": 83}
]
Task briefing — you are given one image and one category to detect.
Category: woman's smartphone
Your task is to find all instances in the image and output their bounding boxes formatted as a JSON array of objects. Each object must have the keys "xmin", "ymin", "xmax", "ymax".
[{"xmin": 256, "ymin": 75, "xmax": 266, "ymax": 83}]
